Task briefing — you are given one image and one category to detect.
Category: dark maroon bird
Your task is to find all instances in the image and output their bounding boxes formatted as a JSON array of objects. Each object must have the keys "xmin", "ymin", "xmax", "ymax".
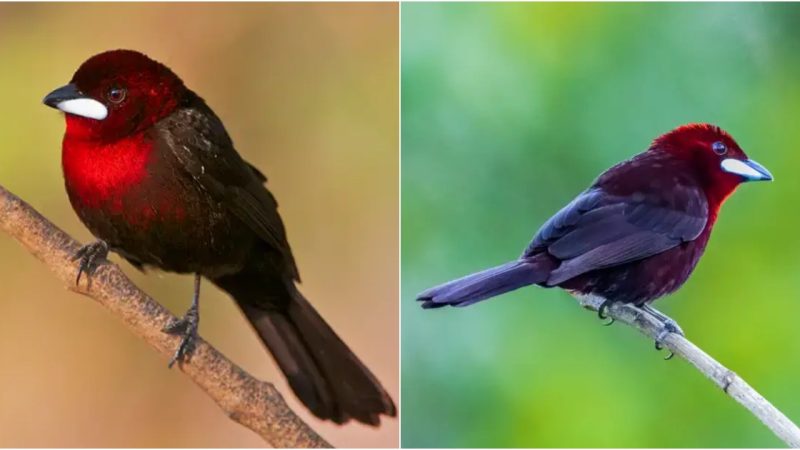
[
  {"xmin": 418, "ymin": 124, "xmax": 771, "ymax": 338},
  {"xmin": 43, "ymin": 49, "xmax": 395, "ymax": 425}
]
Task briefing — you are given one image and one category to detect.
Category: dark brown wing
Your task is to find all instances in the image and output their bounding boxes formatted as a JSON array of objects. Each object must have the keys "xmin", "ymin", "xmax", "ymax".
[
  {"xmin": 156, "ymin": 92, "xmax": 299, "ymax": 280},
  {"xmin": 247, "ymin": 162, "xmax": 268, "ymax": 183},
  {"xmin": 524, "ymin": 184, "xmax": 708, "ymax": 286}
]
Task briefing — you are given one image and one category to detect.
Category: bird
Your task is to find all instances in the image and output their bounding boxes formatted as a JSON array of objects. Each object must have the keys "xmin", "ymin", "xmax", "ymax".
[
  {"xmin": 417, "ymin": 123, "xmax": 772, "ymax": 345},
  {"xmin": 43, "ymin": 49, "xmax": 395, "ymax": 425}
]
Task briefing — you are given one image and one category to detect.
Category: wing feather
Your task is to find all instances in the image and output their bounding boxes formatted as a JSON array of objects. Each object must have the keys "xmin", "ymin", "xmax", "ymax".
[
  {"xmin": 523, "ymin": 184, "xmax": 707, "ymax": 286},
  {"xmin": 155, "ymin": 95, "xmax": 299, "ymax": 279}
]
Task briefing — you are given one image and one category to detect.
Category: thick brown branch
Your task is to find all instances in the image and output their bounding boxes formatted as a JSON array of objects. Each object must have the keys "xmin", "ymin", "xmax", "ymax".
[
  {"xmin": 0, "ymin": 184, "xmax": 331, "ymax": 448},
  {"xmin": 578, "ymin": 294, "xmax": 800, "ymax": 448}
]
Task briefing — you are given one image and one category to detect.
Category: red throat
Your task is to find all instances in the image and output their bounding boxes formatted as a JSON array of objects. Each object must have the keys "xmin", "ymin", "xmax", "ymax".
[
  {"xmin": 705, "ymin": 183, "xmax": 738, "ymax": 224},
  {"xmin": 62, "ymin": 131, "xmax": 153, "ymax": 211}
]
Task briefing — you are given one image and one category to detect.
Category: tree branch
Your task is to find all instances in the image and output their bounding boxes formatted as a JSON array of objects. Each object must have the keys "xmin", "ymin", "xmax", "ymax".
[
  {"xmin": 0, "ymin": 184, "xmax": 331, "ymax": 448},
  {"xmin": 576, "ymin": 294, "xmax": 800, "ymax": 447}
]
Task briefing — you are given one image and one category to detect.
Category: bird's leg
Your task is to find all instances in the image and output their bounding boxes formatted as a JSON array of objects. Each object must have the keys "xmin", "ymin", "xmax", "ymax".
[
  {"xmin": 72, "ymin": 240, "xmax": 109, "ymax": 286},
  {"xmin": 163, "ymin": 274, "xmax": 201, "ymax": 368},
  {"xmin": 641, "ymin": 304, "xmax": 684, "ymax": 360},
  {"xmin": 598, "ymin": 299, "xmax": 615, "ymax": 326}
]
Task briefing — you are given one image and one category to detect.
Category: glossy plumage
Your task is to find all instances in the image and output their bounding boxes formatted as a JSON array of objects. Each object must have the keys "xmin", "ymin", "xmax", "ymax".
[
  {"xmin": 47, "ymin": 50, "xmax": 395, "ymax": 425},
  {"xmin": 419, "ymin": 124, "xmax": 771, "ymax": 310}
]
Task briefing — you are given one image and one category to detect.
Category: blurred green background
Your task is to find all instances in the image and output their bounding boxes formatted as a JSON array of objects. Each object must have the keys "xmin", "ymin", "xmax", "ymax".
[
  {"xmin": 402, "ymin": 3, "xmax": 800, "ymax": 448},
  {"xmin": 0, "ymin": 3, "xmax": 397, "ymax": 447}
]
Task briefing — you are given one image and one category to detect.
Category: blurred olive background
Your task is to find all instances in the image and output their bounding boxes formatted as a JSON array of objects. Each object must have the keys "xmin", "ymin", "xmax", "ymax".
[
  {"xmin": 0, "ymin": 3, "xmax": 397, "ymax": 447},
  {"xmin": 402, "ymin": 3, "xmax": 800, "ymax": 448}
]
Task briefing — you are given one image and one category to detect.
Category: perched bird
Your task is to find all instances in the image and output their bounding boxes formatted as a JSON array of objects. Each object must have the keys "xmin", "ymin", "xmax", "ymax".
[
  {"xmin": 43, "ymin": 49, "xmax": 395, "ymax": 425},
  {"xmin": 418, "ymin": 124, "xmax": 771, "ymax": 341}
]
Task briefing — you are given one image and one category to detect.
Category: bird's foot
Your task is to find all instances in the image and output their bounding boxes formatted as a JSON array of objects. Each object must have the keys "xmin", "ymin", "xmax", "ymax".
[
  {"xmin": 72, "ymin": 240, "xmax": 109, "ymax": 286},
  {"xmin": 163, "ymin": 275, "xmax": 202, "ymax": 368},
  {"xmin": 163, "ymin": 307, "xmax": 199, "ymax": 368},
  {"xmin": 643, "ymin": 305, "xmax": 684, "ymax": 360},
  {"xmin": 598, "ymin": 299, "xmax": 615, "ymax": 326}
]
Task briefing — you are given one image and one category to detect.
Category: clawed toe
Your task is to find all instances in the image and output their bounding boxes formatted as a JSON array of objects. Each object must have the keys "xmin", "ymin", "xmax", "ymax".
[
  {"xmin": 163, "ymin": 315, "xmax": 198, "ymax": 368},
  {"xmin": 654, "ymin": 337, "xmax": 674, "ymax": 359},
  {"xmin": 163, "ymin": 317, "xmax": 192, "ymax": 334},
  {"xmin": 654, "ymin": 318, "xmax": 683, "ymax": 360},
  {"xmin": 73, "ymin": 240, "xmax": 109, "ymax": 286},
  {"xmin": 598, "ymin": 299, "xmax": 615, "ymax": 326},
  {"xmin": 168, "ymin": 333, "xmax": 197, "ymax": 368},
  {"xmin": 639, "ymin": 304, "xmax": 684, "ymax": 360},
  {"xmin": 163, "ymin": 275, "xmax": 202, "ymax": 368}
]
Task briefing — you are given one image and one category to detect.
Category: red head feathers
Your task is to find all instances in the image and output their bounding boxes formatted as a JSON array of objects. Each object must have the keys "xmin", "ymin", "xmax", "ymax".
[{"xmin": 44, "ymin": 50, "xmax": 186, "ymax": 140}]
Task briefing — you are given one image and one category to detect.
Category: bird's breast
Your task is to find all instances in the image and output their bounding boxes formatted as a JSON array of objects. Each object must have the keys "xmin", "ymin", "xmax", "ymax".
[
  {"xmin": 63, "ymin": 135, "xmax": 153, "ymax": 209},
  {"xmin": 61, "ymin": 133, "xmax": 254, "ymax": 274},
  {"xmin": 62, "ymin": 134, "xmax": 189, "ymax": 226}
]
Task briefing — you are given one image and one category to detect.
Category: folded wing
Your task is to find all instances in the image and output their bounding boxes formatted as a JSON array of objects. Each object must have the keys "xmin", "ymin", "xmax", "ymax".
[{"xmin": 524, "ymin": 184, "xmax": 708, "ymax": 286}]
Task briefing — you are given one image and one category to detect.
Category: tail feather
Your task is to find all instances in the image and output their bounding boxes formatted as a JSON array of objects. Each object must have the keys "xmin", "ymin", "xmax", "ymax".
[
  {"xmin": 214, "ymin": 274, "xmax": 396, "ymax": 425},
  {"xmin": 417, "ymin": 259, "xmax": 546, "ymax": 308},
  {"xmin": 285, "ymin": 292, "xmax": 396, "ymax": 423},
  {"xmin": 238, "ymin": 305, "xmax": 336, "ymax": 417}
]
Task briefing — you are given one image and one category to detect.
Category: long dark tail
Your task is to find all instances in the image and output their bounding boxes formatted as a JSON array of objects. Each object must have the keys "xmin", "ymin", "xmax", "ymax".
[
  {"xmin": 417, "ymin": 259, "xmax": 547, "ymax": 308},
  {"xmin": 213, "ymin": 272, "xmax": 396, "ymax": 425}
]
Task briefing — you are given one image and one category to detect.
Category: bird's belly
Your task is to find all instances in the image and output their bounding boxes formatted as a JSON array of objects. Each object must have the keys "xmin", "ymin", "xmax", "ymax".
[
  {"xmin": 69, "ymin": 176, "xmax": 256, "ymax": 276},
  {"xmin": 558, "ymin": 238, "xmax": 709, "ymax": 305}
]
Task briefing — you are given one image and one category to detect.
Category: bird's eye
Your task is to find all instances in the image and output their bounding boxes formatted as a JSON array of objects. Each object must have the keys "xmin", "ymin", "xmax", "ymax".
[
  {"xmin": 712, "ymin": 141, "xmax": 727, "ymax": 155},
  {"xmin": 107, "ymin": 86, "xmax": 127, "ymax": 104}
]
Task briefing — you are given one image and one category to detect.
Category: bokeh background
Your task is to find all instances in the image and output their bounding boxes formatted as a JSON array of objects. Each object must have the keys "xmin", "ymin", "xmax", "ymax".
[
  {"xmin": 402, "ymin": 3, "xmax": 800, "ymax": 448},
  {"xmin": 0, "ymin": 3, "xmax": 397, "ymax": 447}
]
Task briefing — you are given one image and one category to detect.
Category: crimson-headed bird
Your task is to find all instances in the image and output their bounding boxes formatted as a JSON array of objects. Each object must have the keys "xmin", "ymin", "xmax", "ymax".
[
  {"xmin": 43, "ymin": 49, "xmax": 395, "ymax": 425},
  {"xmin": 418, "ymin": 124, "xmax": 771, "ymax": 343}
]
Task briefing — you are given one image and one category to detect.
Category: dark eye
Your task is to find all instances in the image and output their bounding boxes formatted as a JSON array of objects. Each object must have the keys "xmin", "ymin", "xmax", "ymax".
[
  {"xmin": 712, "ymin": 141, "xmax": 727, "ymax": 155},
  {"xmin": 107, "ymin": 86, "xmax": 126, "ymax": 104}
]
